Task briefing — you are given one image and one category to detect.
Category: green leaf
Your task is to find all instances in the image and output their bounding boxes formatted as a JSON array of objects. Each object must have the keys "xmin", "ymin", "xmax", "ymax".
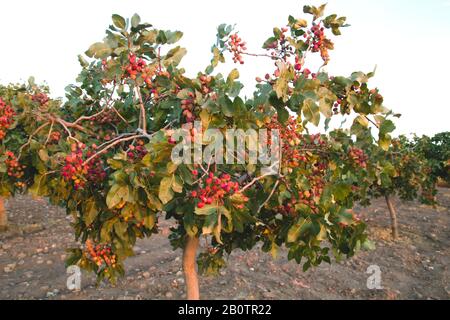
[
  {"xmin": 100, "ymin": 218, "xmax": 117, "ymax": 243},
  {"xmin": 143, "ymin": 214, "xmax": 156, "ymax": 229},
  {"xmin": 84, "ymin": 200, "xmax": 98, "ymax": 226},
  {"xmin": 227, "ymin": 68, "xmax": 240, "ymax": 84},
  {"xmin": 195, "ymin": 204, "xmax": 217, "ymax": 216},
  {"xmin": 302, "ymin": 99, "xmax": 320, "ymax": 126},
  {"xmin": 159, "ymin": 177, "xmax": 174, "ymax": 204},
  {"xmin": 106, "ymin": 184, "xmax": 130, "ymax": 209},
  {"xmin": 355, "ymin": 115, "xmax": 369, "ymax": 127},
  {"xmin": 38, "ymin": 149, "xmax": 49, "ymax": 162},
  {"xmin": 379, "ymin": 136, "xmax": 392, "ymax": 151},
  {"xmin": 333, "ymin": 183, "xmax": 352, "ymax": 201},
  {"xmin": 77, "ymin": 54, "xmax": 89, "ymax": 67},
  {"xmin": 379, "ymin": 119, "xmax": 395, "ymax": 136},
  {"xmin": 163, "ymin": 46, "xmax": 187, "ymax": 67},
  {"xmin": 114, "ymin": 221, "xmax": 128, "ymax": 240},
  {"xmin": 287, "ymin": 218, "xmax": 306, "ymax": 243},
  {"xmin": 112, "ymin": 14, "xmax": 126, "ymax": 29},
  {"xmin": 362, "ymin": 239, "xmax": 376, "ymax": 251},
  {"xmin": 220, "ymin": 96, "xmax": 234, "ymax": 117},
  {"xmin": 85, "ymin": 42, "xmax": 111, "ymax": 59},
  {"xmin": 172, "ymin": 175, "xmax": 183, "ymax": 193},
  {"xmin": 262, "ymin": 36, "xmax": 277, "ymax": 49},
  {"xmin": 276, "ymin": 106, "xmax": 289, "ymax": 124},
  {"xmin": 164, "ymin": 31, "xmax": 184, "ymax": 44},
  {"xmin": 131, "ymin": 14, "xmax": 141, "ymax": 28}
]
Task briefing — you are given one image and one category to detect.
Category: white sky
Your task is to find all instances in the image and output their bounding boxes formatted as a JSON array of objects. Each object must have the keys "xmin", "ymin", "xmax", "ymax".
[{"xmin": 0, "ymin": 0, "xmax": 449, "ymax": 136}]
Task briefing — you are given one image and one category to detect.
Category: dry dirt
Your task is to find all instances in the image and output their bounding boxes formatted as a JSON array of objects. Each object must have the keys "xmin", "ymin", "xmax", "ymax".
[{"xmin": 0, "ymin": 189, "xmax": 449, "ymax": 300}]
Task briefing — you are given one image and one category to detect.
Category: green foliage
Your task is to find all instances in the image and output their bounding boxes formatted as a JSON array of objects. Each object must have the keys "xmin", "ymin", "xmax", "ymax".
[{"xmin": 0, "ymin": 4, "xmax": 420, "ymax": 286}]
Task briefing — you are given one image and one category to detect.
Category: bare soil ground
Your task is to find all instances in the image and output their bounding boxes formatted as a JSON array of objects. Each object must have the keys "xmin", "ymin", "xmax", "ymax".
[{"xmin": 0, "ymin": 189, "xmax": 449, "ymax": 300}]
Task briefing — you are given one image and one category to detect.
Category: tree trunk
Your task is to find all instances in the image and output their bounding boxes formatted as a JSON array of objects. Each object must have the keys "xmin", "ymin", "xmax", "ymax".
[
  {"xmin": 183, "ymin": 236, "xmax": 200, "ymax": 300},
  {"xmin": 385, "ymin": 195, "xmax": 398, "ymax": 240},
  {"xmin": 0, "ymin": 197, "xmax": 7, "ymax": 231}
]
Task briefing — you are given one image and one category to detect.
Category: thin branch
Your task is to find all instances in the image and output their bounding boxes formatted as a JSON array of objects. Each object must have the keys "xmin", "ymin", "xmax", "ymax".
[
  {"xmin": 44, "ymin": 120, "xmax": 55, "ymax": 146},
  {"xmin": 257, "ymin": 180, "xmax": 280, "ymax": 214},
  {"xmin": 56, "ymin": 118, "xmax": 80, "ymax": 143},
  {"xmin": 135, "ymin": 81, "xmax": 147, "ymax": 134},
  {"xmin": 82, "ymin": 122, "xmax": 174, "ymax": 166},
  {"xmin": 239, "ymin": 164, "xmax": 279, "ymax": 193},
  {"xmin": 18, "ymin": 122, "xmax": 51, "ymax": 159},
  {"xmin": 82, "ymin": 135, "xmax": 140, "ymax": 166},
  {"xmin": 365, "ymin": 115, "xmax": 380, "ymax": 129},
  {"xmin": 111, "ymin": 106, "xmax": 129, "ymax": 124}
]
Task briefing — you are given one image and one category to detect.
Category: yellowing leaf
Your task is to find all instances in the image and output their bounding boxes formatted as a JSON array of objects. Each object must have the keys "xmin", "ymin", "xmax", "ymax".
[
  {"xmin": 159, "ymin": 177, "xmax": 174, "ymax": 204},
  {"xmin": 227, "ymin": 68, "xmax": 240, "ymax": 83}
]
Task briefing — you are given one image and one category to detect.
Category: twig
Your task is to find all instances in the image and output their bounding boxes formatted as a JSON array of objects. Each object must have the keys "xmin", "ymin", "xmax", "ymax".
[
  {"xmin": 135, "ymin": 81, "xmax": 147, "ymax": 134},
  {"xmin": 82, "ymin": 135, "xmax": 140, "ymax": 165},
  {"xmin": 257, "ymin": 180, "xmax": 280, "ymax": 214},
  {"xmin": 56, "ymin": 118, "xmax": 81, "ymax": 143},
  {"xmin": 44, "ymin": 120, "xmax": 55, "ymax": 146},
  {"xmin": 365, "ymin": 115, "xmax": 380, "ymax": 129},
  {"xmin": 239, "ymin": 165, "xmax": 279, "ymax": 193},
  {"xmin": 18, "ymin": 122, "xmax": 51, "ymax": 159}
]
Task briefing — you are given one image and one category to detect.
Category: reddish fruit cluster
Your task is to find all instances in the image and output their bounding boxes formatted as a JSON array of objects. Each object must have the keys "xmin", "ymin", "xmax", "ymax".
[
  {"xmin": 126, "ymin": 53, "xmax": 147, "ymax": 80},
  {"xmin": 180, "ymin": 93, "xmax": 197, "ymax": 123},
  {"xmin": 199, "ymin": 74, "xmax": 212, "ymax": 94},
  {"xmin": 4, "ymin": 150, "xmax": 26, "ymax": 187},
  {"xmin": 49, "ymin": 131, "xmax": 61, "ymax": 143},
  {"xmin": 228, "ymin": 33, "xmax": 247, "ymax": 64},
  {"xmin": 90, "ymin": 109, "xmax": 121, "ymax": 125},
  {"xmin": 333, "ymin": 99, "xmax": 342, "ymax": 114},
  {"xmin": 127, "ymin": 140, "xmax": 147, "ymax": 161},
  {"xmin": 0, "ymin": 98, "xmax": 16, "ymax": 140},
  {"xmin": 85, "ymin": 149, "xmax": 107, "ymax": 184},
  {"xmin": 124, "ymin": 53, "xmax": 170, "ymax": 100},
  {"xmin": 31, "ymin": 93, "xmax": 49, "ymax": 106},
  {"xmin": 266, "ymin": 116, "xmax": 303, "ymax": 167},
  {"xmin": 306, "ymin": 23, "xmax": 330, "ymax": 63},
  {"xmin": 85, "ymin": 240, "xmax": 117, "ymax": 268},
  {"xmin": 61, "ymin": 143, "xmax": 106, "ymax": 190},
  {"xmin": 191, "ymin": 172, "xmax": 243, "ymax": 208},
  {"xmin": 278, "ymin": 161, "xmax": 327, "ymax": 216},
  {"xmin": 265, "ymin": 27, "xmax": 294, "ymax": 61},
  {"xmin": 348, "ymin": 147, "xmax": 368, "ymax": 169}
]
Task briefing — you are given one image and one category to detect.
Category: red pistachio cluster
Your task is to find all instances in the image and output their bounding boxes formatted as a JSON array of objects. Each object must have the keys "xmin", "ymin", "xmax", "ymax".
[
  {"xmin": 348, "ymin": 147, "xmax": 368, "ymax": 169},
  {"xmin": 191, "ymin": 172, "xmax": 243, "ymax": 208},
  {"xmin": 61, "ymin": 143, "xmax": 106, "ymax": 190},
  {"xmin": 265, "ymin": 115, "xmax": 330, "ymax": 170},
  {"xmin": 199, "ymin": 74, "xmax": 212, "ymax": 95},
  {"xmin": 306, "ymin": 23, "xmax": 330, "ymax": 63},
  {"xmin": 31, "ymin": 93, "xmax": 49, "ymax": 106},
  {"xmin": 332, "ymin": 98, "xmax": 342, "ymax": 115},
  {"xmin": 180, "ymin": 94, "xmax": 197, "ymax": 124},
  {"xmin": 85, "ymin": 240, "xmax": 117, "ymax": 269},
  {"xmin": 5, "ymin": 150, "xmax": 26, "ymax": 188},
  {"xmin": 278, "ymin": 161, "xmax": 327, "ymax": 216},
  {"xmin": 127, "ymin": 140, "xmax": 147, "ymax": 161},
  {"xmin": 0, "ymin": 98, "xmax": 16, "ymax": 140},
  {"xmin": 228, "ymin": 33, "xmax": 247, "ymax": 64},
  {"xmin": 265, "ymin": 27, "xmax": 294, "ymax": 59},
  {"xmin": 124, "ymin": 53, "xmax": 170, "ymax": 100},
  {"xmin": 48, "ymin": 131, "xmax": 61, "ymax": 143},
  {"xmin": 90, "ymin": 109, "xmax": 121, "ymax": 125},
  {"xmin": 126, "ymin": 53, "xmax": 148, "ymax": 80}
]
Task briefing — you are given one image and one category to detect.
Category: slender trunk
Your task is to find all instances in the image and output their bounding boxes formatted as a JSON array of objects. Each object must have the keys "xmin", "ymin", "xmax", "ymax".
[
  {"xmin": 183, "ymin": 236, "xmax": 200, "ymax": 300},
  {"xmin": 385, "ymin": 195, "xmax": 398, "ymax": 240},
  {"xmin": 0, "ymin": 197, "xmax": 7, "ymax": 231}
]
